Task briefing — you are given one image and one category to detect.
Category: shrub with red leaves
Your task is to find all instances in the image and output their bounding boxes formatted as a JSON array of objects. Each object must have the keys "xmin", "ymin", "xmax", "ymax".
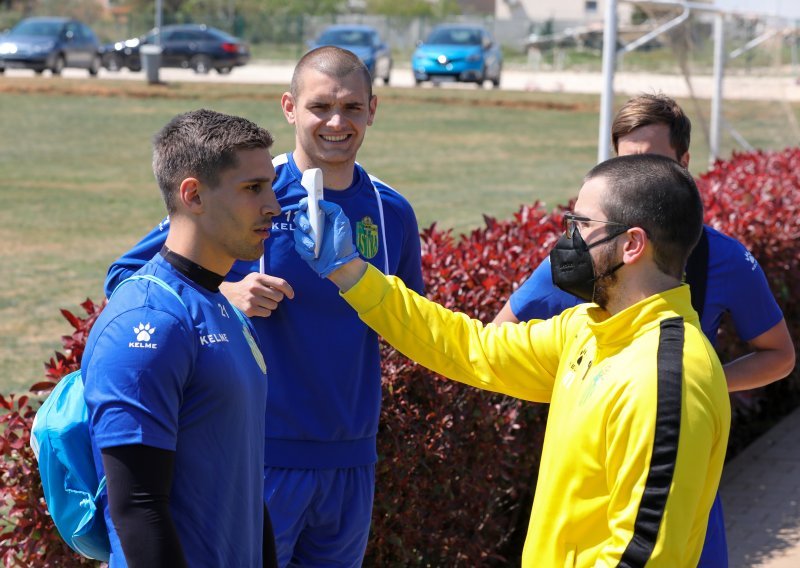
[
  {"xmin": 0, "ymin": 299, "xmax": 105, "ymax": 567},
  {"xmin": 697, "ymin": 148, "xmax": 800, "ymax": 456},
  {"xmin": 366, "ymin": 205, "xmax": 565, "ymax": 565},
  {"xmin": 2, "ymin": 148, "xmax": 798, "ymax": 566}
]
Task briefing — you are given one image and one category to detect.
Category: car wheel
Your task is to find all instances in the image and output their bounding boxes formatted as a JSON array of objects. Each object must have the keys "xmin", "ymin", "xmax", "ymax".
[
  {"xmin": 216, "ymin": 66, "xmax": 232, "ymax": 75},
  {"xmin": 104, "ymin": 53, "xmax": 122, "ymax": 72},
  {"xmin": 88, "ymin": 54, "xmax": 101, "ymax": 77},
  {"xmin": 51, "ymin": 54, "xmax": 66, "ymax": 76},
  {"xmin": 34, "ymin": 69, "xmax": 43, "ymax": 75},
  {"xmin": 476, "ymin": 66, "xmax": 487, "ymax": 87},
  {"xmin": 190, "ymin": 55, "xmax": 211, "ymax": 74},
  {"xmin": 492, "ymin": 65, "xmax": 502, "ymax": 88}
]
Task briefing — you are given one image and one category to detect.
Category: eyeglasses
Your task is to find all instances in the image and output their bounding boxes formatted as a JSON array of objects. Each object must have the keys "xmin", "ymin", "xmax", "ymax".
[{"xmin": 563, "ymin": 212, "xmax": 630, "ymax": 239}]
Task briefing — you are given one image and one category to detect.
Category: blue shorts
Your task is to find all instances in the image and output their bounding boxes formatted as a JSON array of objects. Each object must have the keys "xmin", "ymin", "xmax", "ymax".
[
  {"xmin": 265, "ymin": 465, "xmax": 375, "ymax": 568},
  {"xmin": 698, "ymin": 492, "xmax": 728, "ymax": 567}
]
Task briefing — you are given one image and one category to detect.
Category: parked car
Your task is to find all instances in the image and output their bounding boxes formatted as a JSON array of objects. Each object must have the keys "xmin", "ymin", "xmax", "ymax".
[
  {"xmin": 0, "ymin": 17, "xmax": 101, "ymax": 76},
  {"xmin": 310, "ymin": 24, "xmax": 392, "ymax": 84},
  {"xmin": 101, "ymin": 24, "xmax": 249, "ymax": 74},
  {"xmin": 412, "ymin": 24, "xmax": 502, "ymax": 87}
]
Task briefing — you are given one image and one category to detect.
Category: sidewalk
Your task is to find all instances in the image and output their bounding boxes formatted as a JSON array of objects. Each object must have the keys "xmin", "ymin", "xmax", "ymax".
[{"xmin": 720, "ymin": 405, "xmax": 800, "ymax": 567}]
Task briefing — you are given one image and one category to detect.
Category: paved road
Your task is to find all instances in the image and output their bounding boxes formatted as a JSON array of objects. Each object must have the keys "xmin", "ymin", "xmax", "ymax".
[
  {"xmin": 4, "ymin": 61, "xmax": 800, "ymax": 101},
  {"xmin": 721, "ymin": 406, "xmax": 800, "ymax": 567}
]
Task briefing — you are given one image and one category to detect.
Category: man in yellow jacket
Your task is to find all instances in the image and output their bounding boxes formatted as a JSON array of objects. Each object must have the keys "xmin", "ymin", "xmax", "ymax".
[{"xmin": 293, "ymin": 153, "xmax": 731, "ymax": 567}]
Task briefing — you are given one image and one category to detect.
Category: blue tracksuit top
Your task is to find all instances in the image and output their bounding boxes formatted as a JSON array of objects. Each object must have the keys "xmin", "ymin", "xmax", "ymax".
[
  {"xmin": 86, "ymin": 254, "xmax": 268, "ymax": 566},
  {"xmin": 105, "ymin": 153, "xmax": 424, "ymax": 468}
]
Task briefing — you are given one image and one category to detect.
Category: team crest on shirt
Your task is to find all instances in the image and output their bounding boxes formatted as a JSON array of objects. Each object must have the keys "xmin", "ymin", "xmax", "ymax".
[
  {"xmin": 129, "ymin": 323, "xmax": 157, "ymax": 349},
  {"xmin": 356, "ymin": 216, "xmax": 379, "ymax": 259}
]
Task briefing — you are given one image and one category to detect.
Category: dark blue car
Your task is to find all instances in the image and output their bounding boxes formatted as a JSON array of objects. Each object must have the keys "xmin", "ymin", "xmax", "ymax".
[
  {"xmin": 101, "ymin": 24, "xmax": 249, "ymax": 74},
  {"xmin": 0, "ymin": 17, "xmax": 101, "ymax": 75},
  {"xmin": 412, "ymin": 24, "xmax": 502, "ymax": 87},
  {"xmin": 310, "ymin": 25, "xmax": 392, "ymax": 85}
]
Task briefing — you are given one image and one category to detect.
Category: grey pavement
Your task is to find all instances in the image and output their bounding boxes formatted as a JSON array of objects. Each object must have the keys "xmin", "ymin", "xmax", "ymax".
[{"xmin": 721, "ymin": 405, "xmax": 800, "ymax": 567}]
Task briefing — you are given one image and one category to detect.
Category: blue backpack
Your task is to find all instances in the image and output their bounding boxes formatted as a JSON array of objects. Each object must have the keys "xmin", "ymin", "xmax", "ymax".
[{"xmin": 30, "ymin": 275, "xmax": 186, "ymax": 561}]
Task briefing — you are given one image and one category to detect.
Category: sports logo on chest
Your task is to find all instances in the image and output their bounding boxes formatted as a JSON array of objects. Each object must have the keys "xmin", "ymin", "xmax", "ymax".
[
  {"xmin": 271, "ymin": 209, "xmax": 297, "ymax": 233},
  {"xmin": 199, "ymin": 332, "xmax": 229, "ymax": 346},
  {"xmin": 562, "ymin": 347, "xmax": 591, "ymax": 388},
  {"xmin": 356, "ymin": 216, "xmax": 379, "ymax": 259}
]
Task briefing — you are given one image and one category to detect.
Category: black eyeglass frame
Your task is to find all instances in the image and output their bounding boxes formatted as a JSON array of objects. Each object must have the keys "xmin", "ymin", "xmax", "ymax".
[{"xmin": 562, "ymin": 212, "xmax": 631, "ymax": 240}]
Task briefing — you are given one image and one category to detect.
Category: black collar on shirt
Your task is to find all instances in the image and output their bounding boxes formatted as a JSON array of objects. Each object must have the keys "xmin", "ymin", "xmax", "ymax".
[{"xmin": 159, "ymin": 245, "xmax": 224, "ymax": 292}]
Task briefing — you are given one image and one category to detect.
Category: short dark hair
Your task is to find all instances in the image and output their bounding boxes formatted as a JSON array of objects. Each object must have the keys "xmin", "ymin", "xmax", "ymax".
[
  {"xmin": 152, "ymin": 109, "xmax": 274, "ymax": 213},
  {"xmin": 587, "ymin": 154, "xmax": 703, "ymax": 279},
  {"xmin": 611, "ymin": 93, "xmax": 691, "ymax": 160},
  {"xmin": 290, "ymin": 46, "xmax": 373, "ymax": 100}
]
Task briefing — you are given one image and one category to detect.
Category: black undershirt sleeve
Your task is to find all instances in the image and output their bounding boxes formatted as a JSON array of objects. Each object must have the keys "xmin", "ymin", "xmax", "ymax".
[
  {"xmin": 101, "ymin": 444, "xmax": 188, "ymax": 568},
  {"xmin": 264, "ymin": 503, "xmax": 278, "ymax": 568}
]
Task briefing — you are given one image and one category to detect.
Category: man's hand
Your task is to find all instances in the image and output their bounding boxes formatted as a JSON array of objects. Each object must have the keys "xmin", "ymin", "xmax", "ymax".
[
  {"xmin": 220, "ymin": 274, "xmax": 294, "ymax": 318},
  {"xmin": 294, "ymin": 198, "xmax": 359, "ymax": 278}
]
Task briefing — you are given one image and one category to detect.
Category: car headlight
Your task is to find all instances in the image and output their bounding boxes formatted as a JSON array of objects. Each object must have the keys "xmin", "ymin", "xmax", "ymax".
[
  {"xmin": 466, "ymin": 53, "xmax": 482, "ymax": 62},
  {"xmin": 0, "ymin": 42, "xmax": 17, "ymax": 55}
]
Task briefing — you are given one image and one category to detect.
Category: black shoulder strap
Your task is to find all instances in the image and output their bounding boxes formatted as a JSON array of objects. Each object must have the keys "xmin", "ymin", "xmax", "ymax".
[{"xmin": 684, "ymin": 229, "xmax": 709, "ymax": 320}]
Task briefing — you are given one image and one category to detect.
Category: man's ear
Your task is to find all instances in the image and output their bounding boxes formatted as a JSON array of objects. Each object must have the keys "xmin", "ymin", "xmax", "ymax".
[
  {"xmin": 621, "ymin": 227, "xmax": 648, "ymax": 264},
  {"xmin": 177, "ymin": 178, "xmax": 203, "ymax": 213},
  {"xmin": 367, "ymin": 95, "xmax": 378, "ymax": 126},
  {"xmin": 281, "ymin": 92, "xmax": 297, "ymax": 125},
  {"xmin": 679, "ymin": 151, "xmax": 690, "ymax": 168}
]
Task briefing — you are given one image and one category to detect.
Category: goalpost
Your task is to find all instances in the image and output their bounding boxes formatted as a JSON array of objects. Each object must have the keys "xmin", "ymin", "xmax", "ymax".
[{"xmin": 597, "ymin": 0, "xmax": 800, "ymax": 165}]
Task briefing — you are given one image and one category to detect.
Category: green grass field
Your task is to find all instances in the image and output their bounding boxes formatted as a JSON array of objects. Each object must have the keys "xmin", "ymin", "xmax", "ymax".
[{"xmin": 1, "ymin": 76, "xmax": 798, "ymax": 393}]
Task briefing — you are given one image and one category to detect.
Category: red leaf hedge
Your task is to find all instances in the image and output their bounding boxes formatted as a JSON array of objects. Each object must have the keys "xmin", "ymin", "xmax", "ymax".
[
  {"xmin": 2, "ymin": 148, "xmax": 798, "ymax": 565},
  {"xmin": 0, "ymin": 299, "xmax": 105, "ymax": 566}
]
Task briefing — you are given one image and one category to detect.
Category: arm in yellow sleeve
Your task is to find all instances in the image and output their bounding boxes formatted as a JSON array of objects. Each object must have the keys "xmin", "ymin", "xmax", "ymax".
[{"xmin": 341, "ymin": 264, "xmax": 568, "ymax": 402}]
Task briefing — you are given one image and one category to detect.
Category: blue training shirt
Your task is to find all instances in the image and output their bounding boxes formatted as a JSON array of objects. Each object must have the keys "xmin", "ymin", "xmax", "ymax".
[
  {"xmin": 104, "ymin": 153, "xmax": 424, "ymax": 469},
  {"xmin": 509, "ymin": 225, "xmax": 783, "ymax": 345},
  {"xmin": 85, "ymin": 254, "xmax": 267, "ymax": 567}
]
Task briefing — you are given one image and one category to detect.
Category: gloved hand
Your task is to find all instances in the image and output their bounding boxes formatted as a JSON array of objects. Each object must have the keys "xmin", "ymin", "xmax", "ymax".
[{"xmin": 294, "ymin": 198, "xmax": 360, "ymax": 278}]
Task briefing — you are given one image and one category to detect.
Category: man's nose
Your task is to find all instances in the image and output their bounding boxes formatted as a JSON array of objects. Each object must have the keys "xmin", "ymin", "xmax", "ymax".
[
  {"xmin": 262, "ymin": 192, "xmax": 280, "ymax": 217},
  {"xmin": 326, "ymin": 111, "xmax": 344, "ymax": 128}
]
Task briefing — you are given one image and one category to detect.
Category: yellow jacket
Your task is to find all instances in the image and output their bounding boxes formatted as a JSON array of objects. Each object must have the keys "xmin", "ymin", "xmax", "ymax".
[{"xmin": 343, "ymin": 265, "xmax": 730, "ymax": 567}]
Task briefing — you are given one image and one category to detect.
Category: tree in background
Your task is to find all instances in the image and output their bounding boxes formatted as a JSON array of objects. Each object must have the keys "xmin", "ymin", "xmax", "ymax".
[{"xmin": 365, "ymin": 0, "xmax": 459, "ymax": 18}]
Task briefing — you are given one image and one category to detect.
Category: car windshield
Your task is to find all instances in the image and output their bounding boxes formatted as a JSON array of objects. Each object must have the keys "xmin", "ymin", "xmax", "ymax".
[
  {"xmin": 318, "ymin": 29, "xmax": 372, "ymax": 47},
  {"xmin": 425, "ymin": 28, "xmax": 481, "ymax": 46},
  {"xmin": 11, "ymin": 20, "xmax": 62, "ymax": 37}
]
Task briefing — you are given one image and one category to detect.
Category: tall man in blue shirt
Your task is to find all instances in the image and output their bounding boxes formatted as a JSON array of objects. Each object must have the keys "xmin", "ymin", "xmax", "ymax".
[
  {"xmin": 104, "ymin": 47, "xmax": 424, "ymax": 567},
  {"xmin": 492, "ymin": 93, "xmax": 795, "ymax": 567},
  {"xmin": 84, "ymin": 109, "xmax": 280, "ymax": 566}
]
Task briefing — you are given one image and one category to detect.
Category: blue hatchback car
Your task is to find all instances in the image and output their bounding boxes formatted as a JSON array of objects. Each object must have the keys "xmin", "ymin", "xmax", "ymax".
[
  {"xmin": 412, "ymin": 24, "xmax": 502, "ymax": 87},
  {"xmin": 310, "ymin": 25, "xmax": 392, "ymax": 84}
]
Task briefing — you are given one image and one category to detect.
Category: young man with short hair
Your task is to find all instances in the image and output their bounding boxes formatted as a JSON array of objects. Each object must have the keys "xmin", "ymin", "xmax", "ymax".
[
  {"xmin": 104, "ymin": 47, "xmax": 424, "ymax": 566},
  {"xmin": 492, "ymin": 93, "xmax": 794, "ymax": 567},
  {"xmin": 294, "ymin": 153, "xmax": 732, "ymax": 567},
  {"xmin": 84, "ymin": 109, "xmax": 280, "ymax": 567}
]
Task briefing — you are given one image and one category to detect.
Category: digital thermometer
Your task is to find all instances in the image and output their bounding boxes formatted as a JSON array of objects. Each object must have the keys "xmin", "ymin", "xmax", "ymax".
[{"xmin": 301, "ymin": 168, "xmax": 324, "ymax": 258}]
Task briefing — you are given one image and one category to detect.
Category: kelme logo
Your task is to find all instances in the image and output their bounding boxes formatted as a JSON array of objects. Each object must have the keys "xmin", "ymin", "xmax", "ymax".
[
  {"xmin": 129, "ymin": 323, "xmax": 157, "ymax": 349},
  {"xmin": 356, "ymin": 216, "xmax": 379, "ymax": 259}
]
